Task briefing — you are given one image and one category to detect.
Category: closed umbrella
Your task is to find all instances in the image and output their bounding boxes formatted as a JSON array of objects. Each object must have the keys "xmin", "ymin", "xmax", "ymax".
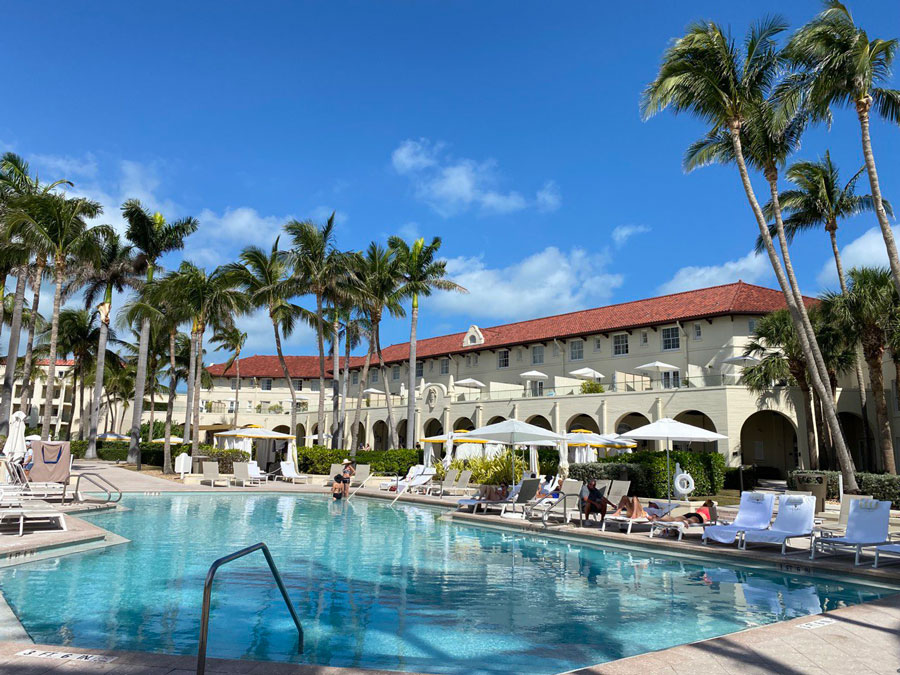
[{"xmin": 2, "ymin": 411, "xmax": 27, "ymax": 461}]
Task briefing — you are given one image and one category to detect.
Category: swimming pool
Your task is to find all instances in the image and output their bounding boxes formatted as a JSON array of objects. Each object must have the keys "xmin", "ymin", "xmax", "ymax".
[{"xmin": 0, "ymin": 494, "xmax": 893, "ymax": 674}]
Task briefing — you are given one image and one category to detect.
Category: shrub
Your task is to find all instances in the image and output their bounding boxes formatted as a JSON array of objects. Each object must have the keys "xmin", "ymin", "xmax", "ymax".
[
  {"xmin": 70, "ymin": 439, "xmax": 194, "ymax": 469},
  {"xmin": 294, "ymin": 446, "xmax": 420, "ymax": 476},
  {"xmin": 439, "ymin": 450, "xmax": 526, "ymax": 485},
  {"xmin": 579, "ymin": 381, "xmax": 605, "ymax": 394},
  {"xmin": 568, "ymin": 463, "xmax": 651, "ymax": 496},
  {"xmin": 576, "ymin": 449, "xmax": 725, "ymax": 498},
  {"xmin": 724, "ymin": 466, "xmax": 759, "ymax": 490},
  {"xmin": 139, "ymin": 421, "xmax": 184, "ymax": 442},
  {"xmin": 788, "ymin": 470, "xmax": 900, "ymax": 508},
  {"xmin": 537, "ymin": 447, "xmax": 559, "ymax": 476}
]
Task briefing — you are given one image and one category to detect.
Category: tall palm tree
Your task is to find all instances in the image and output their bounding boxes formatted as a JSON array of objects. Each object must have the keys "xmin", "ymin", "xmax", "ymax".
[
  {"xmin": 784, "ymin": 2, "xmax": 900, "ymax": 295},
  {"xmin": 742, "ymin": 310, "xmax": 819, "ymax": 470},
  {"xmin": 0, "ymin": 153, "xmax": 69, "ymax": 436},
  {"xmin": 388, "ymin": 236, "xmax": 466, "ymax": 448},
  {"xmin": 354, "ymin": 243, "xmax": 405, "ymax": 449},
  {"xmin": 224, "ymin": 240, "xmax": 309, "ymax": 442},
  {"xmin": 821, "ymin": 267, "xmax": 898, "ymax": 474},
  {"xmin": 166, "ymin": 262, "xmax": 249, "ymax": 453},
  {"xmin": 5, "ymin": 193, "xmax": 108, "ymax": 438},
  {"xmin": 284, "ymin": 213, "xmax": 339, "ymax": 445},
  {"xmin": 334, "ymin": 304, "xmax": 364, "ymax": 448},
  {"xmin": 211, "ymin": 326, "xmax": 247, "ymax": 430},
  {"xmin": 18, "ymin": 255, "xmax": 48, "ymax": 422},
  {"xmin": 122, "ymin": 200, "xmax": 198, "ymax": 462},
  {"xmin": 69, "ymin": 231, "xmax": 143, "ymax": 458},
  {"xmin": 641, "ymin": 17, "xmax": 859, "ymax": 491}
]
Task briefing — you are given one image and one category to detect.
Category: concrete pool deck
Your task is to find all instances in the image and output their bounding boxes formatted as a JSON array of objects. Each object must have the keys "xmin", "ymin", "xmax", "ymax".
[{"xmin": 0, "ymin": 461, "xmax": 897, "ymax": 675}]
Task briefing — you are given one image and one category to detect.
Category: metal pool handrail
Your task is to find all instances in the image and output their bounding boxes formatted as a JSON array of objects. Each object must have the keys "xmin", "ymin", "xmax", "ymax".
[
  {"xmin": 196, "ymin": 542, "xmax": 303, "ymax": 675},
  {"xmin": 70, "ymin": 472, "xmax": 122, "ymax": 504}
]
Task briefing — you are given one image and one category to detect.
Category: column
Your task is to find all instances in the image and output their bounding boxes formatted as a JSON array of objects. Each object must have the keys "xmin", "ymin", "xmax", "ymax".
[
  {"xmin": 511, "ymin": 403, "xmax": 519, "ymax": 421},
  {"xmin": 475, "ymin": 404, "xmax": 484, "ymax": 428},
  {"xmin": 552, "ymin": 401, "xmax": 562, "ymax": 433},
  {"xmin": 599, "ymin": 400, "xmax": 607, "ymax": 434}
]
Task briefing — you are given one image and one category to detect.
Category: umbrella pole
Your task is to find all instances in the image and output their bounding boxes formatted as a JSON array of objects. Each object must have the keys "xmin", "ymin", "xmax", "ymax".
[{"xmin": 666, "ymin": 437, "xmax": 671, "ymax": 506}]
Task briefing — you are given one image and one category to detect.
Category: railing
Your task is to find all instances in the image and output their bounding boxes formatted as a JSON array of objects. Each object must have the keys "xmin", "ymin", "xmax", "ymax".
[
  {"xmin": 196, "ymin": 542, "xmax": 303, "ymax": 675},
  {"xmin": 70, "ymin": 472, "xmax": 122, "ymax": 504}
]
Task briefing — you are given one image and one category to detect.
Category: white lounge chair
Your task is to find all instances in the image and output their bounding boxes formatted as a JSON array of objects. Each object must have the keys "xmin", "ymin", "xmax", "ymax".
[
  {"xmin": 248, "ymin": 461, "xmax": 273, "ymax": 482},
  {"xmin": 0, "ymin": 500, "xmax": 66, "ymax": 536},
  {"xmin": 814, "ymin": 493, "xmax": 873, "ymax": 537},
  {"xmin": 649, "ymin": 502, "xmax": 720, "ymax": 541},
  {"xmin": 350, "ymin": 464, "xmax": 370, "ymax": 487},
  {"xmin": 811, "ymin": 498, "xmax": 891, "ymax": 566},
  {"xmin": 702, "ymin": 491, "xmax": 775, "ymax": 546},
  {"xmin": 279, "ymin": 461, "xmax": 309, "ymax": 484},
  {"xmin": 459, "ymin": 477, "xmax": 526, "ymax": 513},
  {"xmin": 426, "ymin": 469, "xmax": 459, "ymax": 497},
  {"xmin": 873, "ymin": 540, "xmax": 900, "ymax": 568},
  {"xmin": 200, "ymin": 462, "xmax": 229, "ymax": 487},
  {"xmin": 380, "ymin": 465, "xmax": 424, "ymax": 490},
  {"xmin": 742, "ymin": 495, "xmax": 816, "ymax": 554},
  {"xmin": 602, "ymin": 496, "xmax": 678, "ymax": 534},
  {"xmin": 528, "ymin": 479, "xmax": 582, "ymax": 524},
  {"xmin": 499, "ymin": 479, "xmax": 542, "ymax": 518},
  {"xmin": 232, "ymin": 462, "xmax": 262, "ymax": 487},
  {"xmin": 398, "ymin": 467, "xmax": 436, "ymax": 494},
  {"xmin": 322, "ymin": 464, "xmax": 344, "ymax": 486},
  {"xmin": 442, "ymin": 469, "xmax": 475, "ymax": 496}
]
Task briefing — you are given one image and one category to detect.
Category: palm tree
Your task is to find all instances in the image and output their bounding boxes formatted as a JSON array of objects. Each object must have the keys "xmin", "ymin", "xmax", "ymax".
[
  {"xmin": 389, "ymin": 236, "xmax": 466, "ymax": 448},
  {"xmin": 69, "ymin": 231, "xmax": 143, "ymax": 457},
  {"xmin": 166, "ymin": 262, "xmax": 249, "ymax": 454},
  {"xmin": 283, "ymin": 214, "xmax": 339, "ymax": 445},
  {"xmin": 211, "ymin": 326, "xmax": 247, "ymax": 429},
  {"xmin": 5, "ymin": 193, "xmax": 108, "ymax": 438},
  {"xmin": 784, "ymin": 2, "xmax": 900, "ymax": 295},
  {"xmin": 224, "ymin": 240, "xmax": 308, "ymax": 443},
  {"xmin": 821, "ymin": 267, "xmax": 898, "ymax": 474},
  {"xmin": 18, "ymin": 255, "xmax": 48, "ymax": 423},
  {"xmin": 354, "ymin": 243, "xmax": 405, "ymax": 449},
  {"xmin": 122, "ymin": 200, "xmax": 198, "ymax": 462},
  {"xmin": 0, "ymin": 153, "xmax": 69, "ymax": 436},
  {"xmin": 641, "ymin": 17, "xmax": 859, "ymax": 491},
  {"xmin": 743, "ymin": 310, "xmax": 819, "ymax": 470}
]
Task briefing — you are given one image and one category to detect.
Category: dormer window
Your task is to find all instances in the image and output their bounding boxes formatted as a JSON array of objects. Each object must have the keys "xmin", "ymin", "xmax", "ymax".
[
  {"xmin": 468, "ymin": 335, "xmax": 476, "ymax": 344},
  {"xmin": 463, "ymin": 325, "xmax": 484, "ymax": 347}
]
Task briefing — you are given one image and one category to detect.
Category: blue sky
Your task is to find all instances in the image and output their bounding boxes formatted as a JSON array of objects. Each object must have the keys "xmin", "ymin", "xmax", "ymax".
[{"xmin": 3, "ymin": 1, "xmax": 900, "ymax": 360}]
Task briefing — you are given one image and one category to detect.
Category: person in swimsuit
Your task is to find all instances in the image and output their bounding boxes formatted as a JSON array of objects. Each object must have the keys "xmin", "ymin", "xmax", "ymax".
[
  {"xmin": 332, "ymin": 475, "xmax": 345, "ymax": 500},
  {"xmin": 606, "ymin": 495, "xmax": 647, "ymax": 520},
  {"xmin": 340, "ymin": 459, "xmax": 355, "ymax": 497},
  {"xmin": 649, "ymin": 499, "xmax": 716, "ymax": 525}
]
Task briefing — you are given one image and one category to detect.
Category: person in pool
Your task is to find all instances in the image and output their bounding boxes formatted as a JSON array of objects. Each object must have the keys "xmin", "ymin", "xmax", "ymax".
[
  {"xmin": 340, "ymin": 458, "xmax": 355, "ymax": 498},
  {"xmin": 649, "ymin": 499, "xmax": 716, "ymax": 525},
  {"xmin": 332, "ymin": 474, "xmax": 345, "ymax": 500}
]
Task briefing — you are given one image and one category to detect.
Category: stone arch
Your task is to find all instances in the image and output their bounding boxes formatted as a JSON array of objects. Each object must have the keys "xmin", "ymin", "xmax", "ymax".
[
  {"xmin": 295, "ymin": 423, "xmax": 306, "ymax": 445},
  {"xmin": 453, "ymin": 416, "xmax": 475, "ymax": 432},
  {"xmin": 740, "ymin": 410, "xmax": 798, "ymax": 476},
  {"xmin": 567, "ymin": 413, "xmax": 600, "ymax": 433},
  {"xmin": 673, "ymin": 410, "xmax": 718, "ymax": 452},
  {"xmin": 372, "ymin": 420, "xmax": 389, "ymax": 451},
  {"xmin": 353, "ymin": 422, "xmax": 366, "ymax": 449},
  {"xmin": 526, "ymin": 414, "xmax": 552, "ymax": 430},
  {"xmin": 487, "ymin": 415, "xmax": 507, "ymax": 425},
  {"xmin": 615, "ymin": 412, "xmax": 652, "ymax": 450},
  {"xmin": 396, "ymin": 419, "xmax": 409, "ymax": 448},
  {"xmin": 838, "ymin": 412, "xmax": 870, "ymax": 471},
  {"xmin": 424, "ymin": 418, "xmax": 444, "ymax": 438}
]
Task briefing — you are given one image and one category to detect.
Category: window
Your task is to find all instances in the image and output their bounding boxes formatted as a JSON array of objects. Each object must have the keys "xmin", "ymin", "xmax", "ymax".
[
  {"xmin": 570, "ymin": 339, "xmax": 584, "ymax": 361},
  {"xmin": 693, "ymin": 323, "xmax": 702, "ymax": 340},
  {"xmin": 516, "ymin": 348, "xmax": 523, "ymax": 362},
  {"xmin": 748, "ymin": 319, "xmax": 758, "ymax": 334},
  {"xmin": 662, "ymin": 326, "xmax": 680, "ymax": 351},
  {"xmin": 468, "ymin": 335, "xmax": 476, "ymax": 344},
  {"xmin": 228, "ymin": 400, "xmax": 236, "ymax": 413},
  {"xmin": 662, "ymin": 370, "xmax": 681, "ymax": 389},
  {"xmin": 440, "ymin": 359, "xmax": 450, "ymax": 375},
  {"xmin": 594, "ymin": 338, "xmax": 602, "ymax": 352},
  {"xmin": 292, "ymin": 379, "xmax": 303, "ymax": 390},
  {"xmin": 370, "ymin": 370, "xmax": 378, "ymax": 384},
  {"xmin": 613, "ymin": 334, "xmax": 629, "ymax": 356},
  {"xmin": 552, "ymin": 344, "xmax": 559, "ymax": 358},
  {"xmin": 466, "ymin": 354, "xmax": 479, "ymax": 367},
  {"xmin": 530, "ymin": 380, "xmax": 544, "ymax": 397},
  {"xmin": 352, "ymin": 372, "xmax": 359, "ymax": 385},
  {"xmin": 497, "ymin": 349, "xmax": 510, "ymax": 369},
  {"xmin": 392, "ymin": 365, "xmax": 400, "ymax": 381},
  {"xmin": 640, "ymin": 330, "xmax": 649, "ymax": 346},
  {"xmin": 532, "ymin": 345, "xmax": 544, "ymax": 365},
  {"xmin": 311, "ymin": 379, "xmax": 320, "ymax": 392},
  {"xmin": 415, "ymin": 362, "xmax": 423, "ymax": 378},
  {"xmin": 230, "ymin": 378, "xmax": 238, "ymax": 390},
  {"xmin": 260, "ymin": 378, "xmax": 272, "ymax": 391}
]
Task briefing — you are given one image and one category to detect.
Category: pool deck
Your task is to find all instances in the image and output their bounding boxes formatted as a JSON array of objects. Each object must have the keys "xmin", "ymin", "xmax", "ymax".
[{"xmin": 0, "ymin": 461, "xmax": 897, "ymax": 675}]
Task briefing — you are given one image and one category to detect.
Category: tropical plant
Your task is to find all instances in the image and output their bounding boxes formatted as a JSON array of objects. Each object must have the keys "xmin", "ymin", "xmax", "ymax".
[
  {"xmin": 122, "ymin": 200, "xmax": 198, "ymax": 462},
  {"xmin": 388, "ymin": 236, "xmax": 466, "ymax": 448},
  {"xmin": 821, "ymin": 267, "xmax": 898, "ymax": 474},
  {"xmin": 783, "ymin": 1, "xmax": 900, "ymax": 295},
  {"xmin": 211, "ymin": 325, "xmax": 247, "ymax": 429},
  {"xmin": 641, "ymin": 16, "xmax": 859, "ymax": 491}
]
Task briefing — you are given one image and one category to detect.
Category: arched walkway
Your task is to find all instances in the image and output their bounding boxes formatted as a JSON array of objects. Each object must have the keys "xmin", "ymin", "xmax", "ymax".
[
  {"xmin": 487, "ymin": 416, "xmax": 506, "ymax": 425},
  {"xmin": 740, "ymin": 411, "xmax": 798, "ymax": 476},
  {"xmin": 353, "ymin": 422, "xmax": 366, "ymax": 449},
  {"xmin": 424, "ymin": 418, "xmax": 444, "ymax": 438},
  {"xmin": 372, "ymin": 420, "xmax": 389, "ymax": 451},
  {"xmin": 838, "ymin": 412, "xmax": 870, "ymax": 471},
  {"xmin": 616, "ymin": 412, "xmax": 652, "ymax": 450},
  {"xmin": 567, "ymin": 414, "xmax": 599, "ymax": 433},
  {"xmin": 295, "ymin": 423, "xmax": 306, "ymax": 445},
  {"xmin": 526, "ymin": 414, "xmax": 552, "ymax": 430},
  {"xmin": 453, "ymin": 417, "xmax": 475, "ymax": 432},
  {"xmin": 673, "ymin": 410, "xmax": 718, "ymax": 452},
  {"xmin": 396, "ymin": 419, "xmax": 408, "ymax": 448}
]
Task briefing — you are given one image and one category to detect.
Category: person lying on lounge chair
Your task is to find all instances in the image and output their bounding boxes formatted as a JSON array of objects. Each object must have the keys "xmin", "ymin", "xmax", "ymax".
[
  {"xmin": 649, "ymin": 500, "xmax": 715, "ymax": 525},
  {"xmin": 607, "ymin": 496, "xmax": 647, "ymax": 520}
]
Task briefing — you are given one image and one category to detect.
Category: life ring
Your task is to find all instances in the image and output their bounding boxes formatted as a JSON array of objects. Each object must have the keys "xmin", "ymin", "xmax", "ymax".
[{"xmin": 674, "ymin": 472, "xmax": 694, "ymax": 495}]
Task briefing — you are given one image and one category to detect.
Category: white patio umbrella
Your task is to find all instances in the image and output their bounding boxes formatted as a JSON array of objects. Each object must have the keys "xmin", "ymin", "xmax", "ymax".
[
  {"xmin": 97, "ymin": 432, "xmax": 129, "ymax": 441},
  {"xmin": 465, "ymin": 419, "xmax": 566, "ymax": 484},
  {"xmin": 519, "ymin": 370, "xmax": 548, "ymax": 380},
  {"xmin": 454, "ymin": 378, "xmax": 485, "ymax": 388},
  {"xmin": 569, "ymin": 367, "xmax": 604, "ymax": 381},
  {"xmin": 636, "ymin": 361, "xmax": 679, "ymax": 389},
  {"xmin": 722, "ymin": 355, "xmax": 761, "ymax": 366},
  {"xmin": 625, "ymin": 418, "xmax": 727, "ymax": 504},
  {"xmin": 362, "ymin": 388, "xmax": 384, "ymax": 395},
  {"xmin": 24, "ymin": 434, "xmax": 42, "ymax": 442},
  {"xmin": 3, "ymin": 411, "xmax": 27, "ymax": 461},
  {"xmin": 151, "ymin": 436, "xmax": 184, "ymax": 444}
]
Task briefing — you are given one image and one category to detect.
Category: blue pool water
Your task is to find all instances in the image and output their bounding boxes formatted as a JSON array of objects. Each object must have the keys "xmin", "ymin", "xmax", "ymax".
[{"xmin": 0, "ymin": 494, "xmax": 893, "ymax": 674}]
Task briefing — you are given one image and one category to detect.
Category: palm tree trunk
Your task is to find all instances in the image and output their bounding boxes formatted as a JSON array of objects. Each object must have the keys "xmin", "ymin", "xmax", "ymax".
[
  {"xmin": 128, "ymin": 317, "xmax": 151, "ymax": 468},
  {"xmin": 331, "ymin": 313, "xmax": 340, "ymax": 449},
  {"xmin": 272, "ymin": 320, "xmax": 299, "ymax": 444},
  {"xmin": 812, "ymin": 388, "xmax": 831, "ymax": 469},
  {"xmin": 0, "ymin": 270, "xmax": 28, "ymax": 436},
  {"xmin": 729, "ymin": 123, "xmax": 858, "ymax": 491},
  {"xmin": 86, "ymin": 301, "xmax": 110, "ymax": 460},
  {"xmin": 163, "ymin": 329, "xmax": 177, "ymax": 474},
  {"xmin": 864, "ymin": 350, "xmax": 896, "ymax": 474},
  {"xmin": 19, "ymin": 259, "xmax": 44, "ymax": 421},
  {"xmin": 233, "ymin": 351, "xmax": 240, "ymax": 429},
  {"xmin": 340, "ymin": 327, "xmax": 351, "ymax": 448},
  {"xmin": 40, "ymin": 264, "xmax": 65, "ymax": 439},
  {"xmin": 64, "ymin": 372, "xmax": 75, "ymax": 441},
  {"xmin": 77, "ymin": 372, "xmax": 86, "ymax": 440},
  {"xmin": 149, "ymin": 387, "xmax": 156, "ymax": 443},
  {"xmin": 857, "ymin": 101, "xmax": 900, "ymax": 297},
  {"xmin": 406, "ymin": 293, "xmax": 418, "ymax": 449},
  {"xmin": 375, "ymin": 324, "xmax": 397, "ymax": 449},
  {"xmin": 799, "ymin": 381, "xmax": 818, "ymax": 470},
  {"xmin": 315, "ymin": 293, "xmax": 326, "ymax": 446},
  {"xmin": 184, "ymin": 327, "xmax": 197, "ymax": 443},
  {"xmin": 350, "ymin": 342, "xmax": 374, "ymax": 454},
  {"xmin": 191, "ymin": 328, "xmax": 204, "ymax": 454}
]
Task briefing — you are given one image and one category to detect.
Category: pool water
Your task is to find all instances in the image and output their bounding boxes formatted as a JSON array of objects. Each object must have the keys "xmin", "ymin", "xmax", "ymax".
[{"xmin": 0, "ymin": 494, "xmax": 893, "ymax": 674}]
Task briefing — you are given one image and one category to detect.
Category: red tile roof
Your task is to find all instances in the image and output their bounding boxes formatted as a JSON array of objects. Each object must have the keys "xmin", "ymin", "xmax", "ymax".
[{"xmin": 207, "ymin": 282, "xmax": 807, "ymax": 377}]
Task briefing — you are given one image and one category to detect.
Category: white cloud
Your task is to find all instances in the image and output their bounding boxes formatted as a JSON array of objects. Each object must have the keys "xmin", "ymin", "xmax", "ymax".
[
  {"xmin": 391, "ymin": 138, "xmax": 560, "ymax": 217},
  {"xmin": 196, "ymin": 206, "xmax": 283, "ymax": 243},
  {"xmin": 612, "ymin": 224, "xmax": 651, "ymax": 247},
  {"xmin": 817, "ymin": 225, "xmax": 900, "ymax": 288},
  {"xmin": 31, "ymin": 152, "xmax": 98, "ymax": 179},
  {"xmin": 431, "ymin": 246, "xmax": 624, "ymax": 320},
  {"xmin": 658, "ymin": 250, "xmax": 771, "ymax": 294}
]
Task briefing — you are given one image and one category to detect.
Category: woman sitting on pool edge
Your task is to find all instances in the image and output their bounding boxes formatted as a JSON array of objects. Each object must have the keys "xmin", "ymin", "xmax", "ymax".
[{"xmin": 332, "ymin": 474, "xmax": 345, "ymax": 500}]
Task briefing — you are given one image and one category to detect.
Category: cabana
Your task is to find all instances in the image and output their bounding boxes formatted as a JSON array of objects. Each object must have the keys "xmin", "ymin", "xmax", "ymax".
[{"xmin": 214, "ymin": 427, "xmax": 297, "ymax": 473}]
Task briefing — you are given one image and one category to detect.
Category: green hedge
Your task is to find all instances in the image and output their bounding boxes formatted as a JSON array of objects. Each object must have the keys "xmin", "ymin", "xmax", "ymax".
[
  {"xmin": 788, "ymin": 470, "xmax": 900, "ymax": 508},
  {"xmin": 537, "ymin": 447, "xmax": 560, "ymax": 476},
  {"xmin": 295, "ymin": 446, "xmax": 421, "ymax": 476},
  {"xmin": 71, "ymin": 440, "xmax": 195, "ymax": 469},
  {"xmin": 572, "ymin": 450, "xmax": 725, "ymax": 498},
  {"xmin": 569, "ymin": 462, "xmax": 651, "ymax": 496}
]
